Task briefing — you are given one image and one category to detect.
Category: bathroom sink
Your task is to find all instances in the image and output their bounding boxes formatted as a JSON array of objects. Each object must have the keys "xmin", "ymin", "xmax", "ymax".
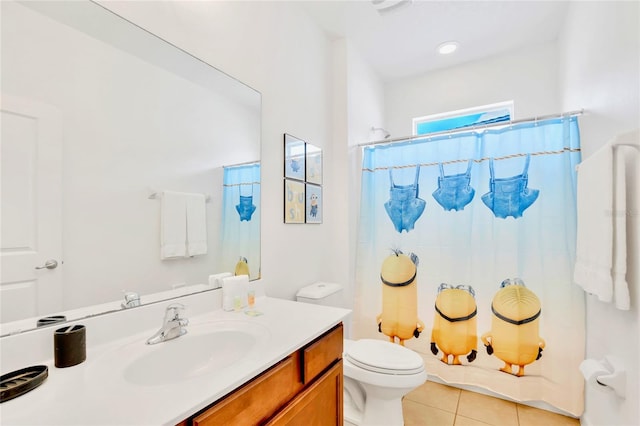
[{"xmin": 87, "ymin": 319, "xmax": 270, "ymax": 387}]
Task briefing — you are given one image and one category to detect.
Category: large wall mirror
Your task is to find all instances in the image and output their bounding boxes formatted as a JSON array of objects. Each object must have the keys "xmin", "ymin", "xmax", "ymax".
[{"xmin": 0, "ymin": 0, "xmax": 261, "ymax": 335}]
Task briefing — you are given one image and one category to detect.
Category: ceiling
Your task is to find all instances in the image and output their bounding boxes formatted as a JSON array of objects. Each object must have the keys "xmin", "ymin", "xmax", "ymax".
[{"xmin": 298, "ymin": 1, "xmax": 570, "ymax": 83}]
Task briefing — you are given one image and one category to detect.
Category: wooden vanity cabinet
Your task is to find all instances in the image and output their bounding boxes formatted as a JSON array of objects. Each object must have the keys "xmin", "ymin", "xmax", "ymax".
[{"xmin": 182, "ymin": 323, "xmax": 343, "ymax": 426}]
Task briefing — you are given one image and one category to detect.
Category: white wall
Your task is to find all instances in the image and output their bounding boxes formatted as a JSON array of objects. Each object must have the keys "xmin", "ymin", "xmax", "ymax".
[
  {"xmin": 559, "ymin": 2, "xmax": 639, "ymax": 425},
  {"xmin": 385, "ymin": 42, "xmax": 560, "ymax": 138},
  {"xmin": 100, "ymin": 1, "xmax": 335, "ymax": 300},
  {"xmin": 345, "ymin": 42, "xmax": 386, "ymax": 318}
]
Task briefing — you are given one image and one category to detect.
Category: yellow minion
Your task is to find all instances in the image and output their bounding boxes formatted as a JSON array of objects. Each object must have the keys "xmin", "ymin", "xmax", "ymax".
[
  {"xmin": 376, "ymin": 249, "xmax": 424, "ymax": 346},
  {"xmin": 430, "ymin": 284, "xmax": 478, "ymax": 365},
  {"xmin": 234, "ymin": 256, "xmax": 250, "ymax": 276},
  {"xmin": 481, "ymin": 279, "xmax": 545, "ymax": 377}
]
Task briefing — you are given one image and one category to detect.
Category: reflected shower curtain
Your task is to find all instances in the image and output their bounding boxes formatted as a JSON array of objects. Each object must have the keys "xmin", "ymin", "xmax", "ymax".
[
  {"xmin": 353, "ymin": 117, "xmax": 585, "ymax": 415},
  {"xmin": 221, "ymin": 163, "xmax": 260, "ymax": 280}
]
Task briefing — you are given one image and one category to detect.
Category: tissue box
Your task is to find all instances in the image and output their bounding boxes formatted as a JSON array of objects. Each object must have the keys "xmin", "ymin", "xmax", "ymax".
[{"xmin": 221, "ymin": 275, "xmax": 249, "ymax": 311}]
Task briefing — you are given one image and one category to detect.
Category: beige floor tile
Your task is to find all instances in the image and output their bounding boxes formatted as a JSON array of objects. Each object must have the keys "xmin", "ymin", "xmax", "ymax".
[
  {"xmin": 517, "ymin": 404, "xmax": 580, "ymax": 426},
  {"xmin": 403, "ymin": 399, "xmax": 456, "ymax": 426},
  {"xmin": 454, "ymin": 415, "xmax": 492, "ymax": 426},
  {"xmin": 456, "ymin": 390, "xmax": 518, "ymax": 426},
  {"xmin": 404, "ymin": 381, "xmax": 461, "ymax": 413}
]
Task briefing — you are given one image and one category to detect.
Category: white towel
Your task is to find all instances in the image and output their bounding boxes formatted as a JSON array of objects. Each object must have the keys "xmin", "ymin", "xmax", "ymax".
[
  {"xmin": 186, "ymin": 193, "xmax": 207, "ymax": 256},
  {"xmin": 160, "ymin": 191, "xmax": 187, "ymax": 259},
  {"xmin": 208, "ymin": 272, "xmax": 232, "ymax": 289},
  {"xmin": 574, "ymin": 130, "xmax": 638, "ymax": 310},
  {"xmin": 611, "ymin": 143, "xmax": 637, "ymax": 310}
]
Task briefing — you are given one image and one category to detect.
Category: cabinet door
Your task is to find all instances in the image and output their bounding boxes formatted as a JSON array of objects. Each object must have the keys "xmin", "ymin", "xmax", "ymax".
[{"xmin": 266, "ymin": 360, "xmax": 343, "ymax": 426}]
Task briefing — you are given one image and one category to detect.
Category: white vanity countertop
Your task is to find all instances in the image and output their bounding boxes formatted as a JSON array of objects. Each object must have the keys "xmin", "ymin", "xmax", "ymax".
[{"xmin": 0, "ymin": 297, "xmax": 351, "ymax": 425}]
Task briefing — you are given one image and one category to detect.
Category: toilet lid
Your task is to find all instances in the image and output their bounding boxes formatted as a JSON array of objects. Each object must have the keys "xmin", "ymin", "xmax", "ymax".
[{"xmin": 345, "ymin": 339, "xmax": 425, "ymax": 375}]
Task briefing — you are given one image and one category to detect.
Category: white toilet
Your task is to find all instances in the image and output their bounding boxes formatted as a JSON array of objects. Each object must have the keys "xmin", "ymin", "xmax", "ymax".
[{"xmin": 296, "ymin": 283, "xmax": 427, "ymax": 426}]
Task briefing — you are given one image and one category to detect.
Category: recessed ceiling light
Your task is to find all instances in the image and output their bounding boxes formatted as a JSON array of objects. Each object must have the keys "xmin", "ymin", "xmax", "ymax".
[{"xmin": 438, "ymin": 41, "xmax": 459, "ymax": 55}]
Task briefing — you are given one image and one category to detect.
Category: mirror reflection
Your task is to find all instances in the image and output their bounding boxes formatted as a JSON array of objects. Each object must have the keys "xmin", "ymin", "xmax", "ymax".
[{"xmin": 0, "ymin": 0, "xmax": 261, "ymax": 334}]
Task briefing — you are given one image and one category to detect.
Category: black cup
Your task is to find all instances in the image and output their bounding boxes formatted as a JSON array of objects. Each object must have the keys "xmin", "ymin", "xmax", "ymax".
[{"xmin": 54, "ymin": 325, "xmax": 86, "ymax": 368}]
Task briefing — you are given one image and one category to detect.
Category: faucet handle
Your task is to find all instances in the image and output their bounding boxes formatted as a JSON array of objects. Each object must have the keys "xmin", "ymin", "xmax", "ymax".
[
  {"xmin": 164, "ymin": 303, "xmax": 186, "ymax": 322},
  {"xmin": 121, "ymin": 291, "xmax": 140, "ymax": 309}
]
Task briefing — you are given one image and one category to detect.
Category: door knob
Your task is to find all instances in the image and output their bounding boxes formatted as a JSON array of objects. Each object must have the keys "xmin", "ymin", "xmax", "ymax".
[{"xmin": 35, "ymin": 259, "xmax": 58, "ymax": 270}]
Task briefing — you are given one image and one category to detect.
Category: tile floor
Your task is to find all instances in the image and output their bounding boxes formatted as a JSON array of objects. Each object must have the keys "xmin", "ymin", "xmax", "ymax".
[{"xmin": 403, "ymin": 381, "xmax": 580, "ymax": 426}]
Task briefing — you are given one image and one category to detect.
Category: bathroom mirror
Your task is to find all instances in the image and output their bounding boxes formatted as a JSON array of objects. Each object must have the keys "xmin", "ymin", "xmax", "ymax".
[{"xmin": 0, "ymin": 0, "xmax": 261, "ymax": 334}]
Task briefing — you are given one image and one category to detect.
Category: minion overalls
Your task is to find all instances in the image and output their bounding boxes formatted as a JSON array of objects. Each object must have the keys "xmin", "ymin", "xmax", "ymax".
[
  {"xmin": 481, "ymin": 154, "xmax": 539, "ymax": 219},
  {"xmin": 384, "ymin": 167, "xmax": 426, "ymax": 233}
]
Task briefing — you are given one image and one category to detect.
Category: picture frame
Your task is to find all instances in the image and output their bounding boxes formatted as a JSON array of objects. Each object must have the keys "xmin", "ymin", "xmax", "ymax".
[
  {"xmin": 305, "ymin": 183, "xmax": 322, "ymax": 224},
  {"xmin": 305, "ymin": 143, "xmax": 323, "ymax": 185},
  {"xmin": 283, "ymin": 178, "xmax": 305, "ymax": 224},
  {"xmin": 284, "ymin": 134, "xmax": 305, "ymax": 181}
]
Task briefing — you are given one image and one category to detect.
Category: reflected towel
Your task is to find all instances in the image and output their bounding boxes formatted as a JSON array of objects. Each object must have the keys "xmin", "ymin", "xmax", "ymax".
[
  {"xmin": 186, "ymin": 193, "xmax": 207, "ymax": 256},
  {"xmin": 161, "ymin": 191, "xmax": 187, "ymax": 259}
]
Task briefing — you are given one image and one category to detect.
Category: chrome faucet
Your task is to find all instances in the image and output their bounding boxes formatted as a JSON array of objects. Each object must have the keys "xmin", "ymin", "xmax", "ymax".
[
  {"xmin": 121, "ymin": 291, "xmax": 140, "ymax": 309},
  {"xmin": 146, "ymin": 303, "xmax": 189, "ymax": 345}
]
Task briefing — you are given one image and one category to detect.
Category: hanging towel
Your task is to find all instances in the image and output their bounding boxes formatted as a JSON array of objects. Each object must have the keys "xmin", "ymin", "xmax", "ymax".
[
  {"xmin": 161, "ymin": 191, "xmax": 187, "ymax": 259},
  {"xmin": 611, "ymin": 143, "xmax": 633, "ymax": 310},
  {"xmin": 574, "ymin": 130, "xmax": 638, "ymax": 309},
  {"xmin": 186, "ymin": 193, "xmax": 207, "ymax": 256}
]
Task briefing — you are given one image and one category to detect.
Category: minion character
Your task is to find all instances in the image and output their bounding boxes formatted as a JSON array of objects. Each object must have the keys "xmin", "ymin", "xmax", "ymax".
[
  {"xmin": 481, "ymin": 279, "xmax": 545, "ymax": 377},
  {"xmin": 309, "ymin": 193, "xmax": 318, "ymax": 217},
  {"xmin": 376, "ymin": 249, "xmax": 424, "ymax": 346},
  {"xmin": 234, "ymin": 256, "xmax": 250, "ymax": 277},
  {"xmin": 430, "ymin": 284, "xmax": 478, "ymax": 365}
]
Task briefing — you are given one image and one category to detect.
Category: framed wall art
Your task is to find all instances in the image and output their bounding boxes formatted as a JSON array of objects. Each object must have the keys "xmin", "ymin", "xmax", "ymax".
[
  {"xmin": 283, "ymin": 133, "xmax": 323, "ymax": 224},
  {"xmin": 305, "ymin": 143, "xmax": 323, "ymax": 185},
  {"xmin": 284, "ymin": 134, "xmax": 305, "ymax": 181},
  {"xmin": 305, "ymin": 183, "xmax": 322, "ymax": 224},
  {"xmin": 283, "ymin": 178, "xmax": 305, "ymax": 224}
]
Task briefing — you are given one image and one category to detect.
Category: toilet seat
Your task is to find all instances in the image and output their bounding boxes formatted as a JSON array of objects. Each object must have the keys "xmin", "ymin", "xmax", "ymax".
[{"xmin": 345, "ymin": 339, "xmax": 425, "ymax": 375}]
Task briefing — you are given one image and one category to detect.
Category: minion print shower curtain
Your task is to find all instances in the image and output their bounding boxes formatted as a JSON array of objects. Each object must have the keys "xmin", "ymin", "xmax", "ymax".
[
  {"xmin": 221, "ymin": 163, "xmax": 260, "ymax": 280},
  {"xmin": 353, "ymin": 117, "xmax": 585, "ymax": 416}
]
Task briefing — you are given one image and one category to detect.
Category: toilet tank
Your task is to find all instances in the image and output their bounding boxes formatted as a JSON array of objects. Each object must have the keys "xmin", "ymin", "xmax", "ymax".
[{"xmin": 296, "ymin": 282, "xmax": 343, "ymax": 307}]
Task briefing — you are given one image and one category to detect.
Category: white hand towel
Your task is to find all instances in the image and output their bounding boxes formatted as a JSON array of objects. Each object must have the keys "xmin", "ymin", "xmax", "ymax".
[
  {"xmin": 186, "ymin": 193, "xmax": 207, "ymax": 256},
  {"xmin": 161, "ymin": 190, "xmax": 187, "ymax": 259},
  {"xmin": 611, "ymin": 142, "xmax": 638, "ymax": 310},
  {"xmin": 574, "ymin": 130, "xmax": 638, "ymax": 310},
  {"xmin": 208, "ymin": 272, "xmax": 232, "ymax": 289}
]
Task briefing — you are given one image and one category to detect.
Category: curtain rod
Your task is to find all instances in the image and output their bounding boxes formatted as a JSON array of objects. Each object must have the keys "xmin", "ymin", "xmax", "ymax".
[
  {"xmin": 223, "ymin": 160, "xmax": 260, "ymax": 168},
  {"xmin": 358, "ymin": 109, "xmax": 585, "ymax": 147}
]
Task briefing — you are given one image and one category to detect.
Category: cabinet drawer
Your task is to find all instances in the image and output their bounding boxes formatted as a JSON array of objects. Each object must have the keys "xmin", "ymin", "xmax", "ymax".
[
  {"xmin": 266, "ymin": 360, "xmax": 343, "ymax": 426},
  {"xmin": 302, "ymin": 323, "xmax": 343, "ymax": 384},
  {"xmin": 192, "ymin": 356, "xmax": 300, "ymax": 426}
]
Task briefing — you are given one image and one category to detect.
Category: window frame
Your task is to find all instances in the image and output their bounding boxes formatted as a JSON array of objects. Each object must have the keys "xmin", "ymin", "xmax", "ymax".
[{"xmin": 412, "ymin": 101, "xmax": 514, "ymax": 136}]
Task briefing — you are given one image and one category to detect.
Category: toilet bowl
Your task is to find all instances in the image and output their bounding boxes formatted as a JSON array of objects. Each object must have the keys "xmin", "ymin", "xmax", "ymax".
[
  {"xmin": 295, "ymin": 283, "xmax": 427, "ymax": 426},
  {"xmin": 343, "ymin": 338, "xmax": 427, "ymax": 426}
]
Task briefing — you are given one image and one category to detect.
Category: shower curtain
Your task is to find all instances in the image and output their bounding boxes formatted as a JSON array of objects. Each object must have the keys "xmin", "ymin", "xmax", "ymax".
[
  {"xmin": 353, "ymin": 117, "xmax": 585, "ymax": 415},
  {"xmin": 221, "ymin": 163, "xmax": 260, "ymax": 280}
]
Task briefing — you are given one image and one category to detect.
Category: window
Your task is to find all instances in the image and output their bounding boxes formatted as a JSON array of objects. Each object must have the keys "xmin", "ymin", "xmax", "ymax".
[{"xmin": 413, "ymin": 101, "xmax": 514, "ymax": 136}]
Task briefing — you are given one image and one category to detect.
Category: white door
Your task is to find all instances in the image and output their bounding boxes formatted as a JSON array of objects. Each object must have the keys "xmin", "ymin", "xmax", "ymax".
[{"xmin": 1, "ymin": 95, "xmax": 63, "ymax": 323}]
